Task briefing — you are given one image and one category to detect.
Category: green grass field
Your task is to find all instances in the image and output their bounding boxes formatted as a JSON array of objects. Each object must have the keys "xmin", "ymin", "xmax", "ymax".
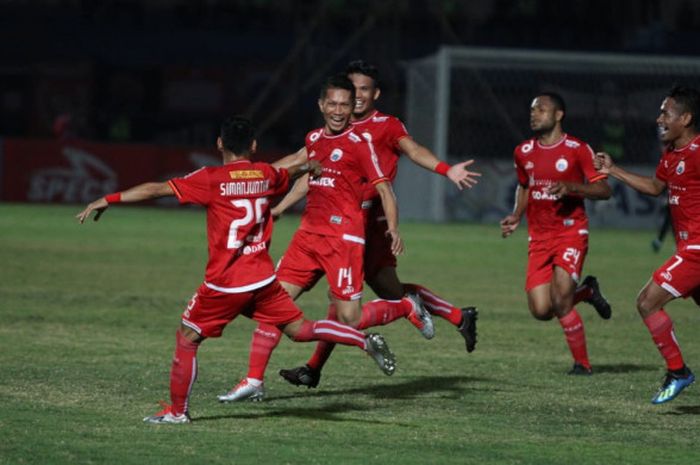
[{"xmin": 1, "ymin": 203, "xmax": 699, "ymax": 465}]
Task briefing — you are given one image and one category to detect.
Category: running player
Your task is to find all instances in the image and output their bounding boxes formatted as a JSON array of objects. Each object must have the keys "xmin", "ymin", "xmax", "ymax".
[
  {"xmin": 500, "ymin": 92, "xmax": 612, "ymax": 375},
  {"xmin": 217, "ymin": 75, "xmax": 421, "ymax": 401},
  {"xmin": 275, "ymin": 60, "xmax": 483, "ymax": 389},
  {"xmin": 76, "ymin": 115, "xmax": 396, "ymax": 423},
  {"xmin": 595, "ymin": 85, "xmax": 699, "ymax": 403}
]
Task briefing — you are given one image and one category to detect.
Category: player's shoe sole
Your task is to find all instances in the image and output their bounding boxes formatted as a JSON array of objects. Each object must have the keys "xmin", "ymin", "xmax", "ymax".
[
  {"xmin": 651, "ymin": 368, "xmax": 695, "ymax": 404},
  {"xmin": 365, "ymin": 333, "xmax": 396, "ymax": 376},
  {"xmin": 218, "ymin": 379, "xmax": 265, "ymax": 402},
  {"xmin": 458, "ymin": 307, "xmax": 478, "ymax": 353}
]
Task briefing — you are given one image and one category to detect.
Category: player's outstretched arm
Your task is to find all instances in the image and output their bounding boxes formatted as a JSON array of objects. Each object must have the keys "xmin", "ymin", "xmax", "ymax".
[
  {"xmin": 271, "ymin": 174, "xmax": 310, "ymax": 218},
  {"xmin": 398, "ymin": 137, "xmax": 481, "ymax": 190},
  {"xmin": 595, "ymin": 152, "xmax": 666, "ymax": 196},
  {"xmin": 76, "ymin": 182, "xmax": 174, "ymax": 223},
  {"xmin": 375, "ymin": 181, "xmax": 404, "ymax": 256},
  {"xmin": 500, "ymin": 185, "xmax": 528, "ymax": 238},
  {"xmin": 272, "ymin": 147, "xmax": 308, "ymax": 170}
]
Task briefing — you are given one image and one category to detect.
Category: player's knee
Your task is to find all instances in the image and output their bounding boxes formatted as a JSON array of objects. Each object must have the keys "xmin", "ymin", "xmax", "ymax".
[
  {"xmin": 529, "ymin": 306, "xmax": 554, "ymax": 321},
  {"xmin": 635, "ymin": 294, "xmax": 656, "ymax": 318}
]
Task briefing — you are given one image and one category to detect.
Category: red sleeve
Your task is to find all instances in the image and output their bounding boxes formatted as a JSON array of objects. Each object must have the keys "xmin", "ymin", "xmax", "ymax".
[
  {"xmin": 359, "ymin": 140, "xmax": 389, "ymax": 185},
  {"xmin": 579, "ymin": 143, "xmax": 607, "ymax": 183},
  {"xmin": 387, "ymin": 117, "xmax": 411, "ymax": 152},
  {"xmin": 514, "ymin": 150, "xmax": 528, "ymax": 186},
  {"xmin": 168, "ymin": 167, "xmax": 211, "ymax": 205},
  {"xmin": 269, "ymin": 166, "xmax": 290, "ymax": 195}
]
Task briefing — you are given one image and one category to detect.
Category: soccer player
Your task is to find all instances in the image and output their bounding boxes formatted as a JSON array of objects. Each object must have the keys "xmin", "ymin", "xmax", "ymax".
[
  {"xmin": 595, "ymin": 85, "xmax": 699, "ymax": 403},
  {"xmin": 76, "ymin": 116, "xmax": 397, "ymax": 424},
  {"xmin": 500, "ymin": 92, "xmax": 613, "ymax": 375},
  {"xmin": 274, "ymin": 60, "xmax": 483, "ymax": 389},
  {"xmin": 218, "ymin": 74, "xmax": 419, "ymax": 401}
]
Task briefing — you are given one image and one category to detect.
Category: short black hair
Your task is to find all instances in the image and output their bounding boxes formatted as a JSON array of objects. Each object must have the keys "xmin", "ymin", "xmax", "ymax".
[
  {"xmin": 319, "ymin": 73, "xmax": 356, "ymax": 102},
  {"xmin": 668, "ymin": 85, "xmax": 700, "ymax": 131},
  {"xmin": 538, "ymin": 92, "xmax": 567, "ymax": 117},
  {"xmin": 345, "ymin": 59, "xmax": 380, "ymax": 88},
  {"xmin": 220, "ymin": 116, "xmax": 256, "ymax": 154}
]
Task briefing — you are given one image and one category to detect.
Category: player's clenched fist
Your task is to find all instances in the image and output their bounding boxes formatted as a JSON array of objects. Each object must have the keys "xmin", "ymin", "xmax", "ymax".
[{"xmin": 500, "ymin": 214, "xmax": 520, "ymax": 238}]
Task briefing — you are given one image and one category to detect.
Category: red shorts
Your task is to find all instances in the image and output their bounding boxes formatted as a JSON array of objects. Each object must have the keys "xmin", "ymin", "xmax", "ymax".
[
  {"xmin": 652, "ymin": 245, "xmax": 700, "ymax": 299},
  {"xmin": 181, "ymin": 279, "xmax": 303, "ymax": 338},
  {"xmin": 363, "ymin": 201, "xmax": 396, "ymax": 279},
  {"xmin": 277, "ymin": 229, "xmax": 365, "ymax": 301},
  {"xmin": 526, "ymin": 233, "xmax": 588, "ymax": 291}
]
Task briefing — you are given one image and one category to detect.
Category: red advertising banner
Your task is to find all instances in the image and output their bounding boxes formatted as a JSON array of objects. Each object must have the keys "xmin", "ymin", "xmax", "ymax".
[{"xmin": 0, "ymin": 138, "xmax": 282, "ymax": 205}]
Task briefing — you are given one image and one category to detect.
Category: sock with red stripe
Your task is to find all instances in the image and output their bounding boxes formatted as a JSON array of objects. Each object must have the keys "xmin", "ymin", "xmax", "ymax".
[
  {"xmin": 307, "ymin": 304, "xmax": 338, "ymax": 371},
  {"xmin": 404, "ymin": 283, "xmax": 463, "ymax": 326},
  {"xmin": 558, "ymin": 309, "xmax": 591, "ymax": 369},
  {"xmin": 643, "ymin": 309, "xmax": 685, "ymax": 371},
  {"xmin": 293, "ymin": 319, "xmax": 366, "ymax": 349},
  {"xmin": 247, "ymin": 323, "xmax": 282, "ymax": 381},
  {"xmin": 170, "ymin": 330, "xmax": 200, "ymax": 415},
  {"xmin": 357, "ymin": 298, "xmax": 413, "ymax": 329}
]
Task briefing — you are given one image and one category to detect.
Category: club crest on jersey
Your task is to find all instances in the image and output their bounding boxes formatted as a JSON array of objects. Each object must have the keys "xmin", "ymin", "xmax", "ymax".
[
  {"xmin": 330, "ymin": 149, "xmax": 343, "ymax": 162},
  {"xmin": 555, "ymin": 158, "xmax": 568, "ymax": 172},
  {"xmin": 676, "ymin": 160, "xmax": 685, "ymax": 175}
]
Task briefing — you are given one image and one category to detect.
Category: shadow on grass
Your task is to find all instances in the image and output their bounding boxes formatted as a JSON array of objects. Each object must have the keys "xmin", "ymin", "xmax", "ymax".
[
  {"xmin": 592, "ymin": 363, "xmax": 658, "ymax": 374},
  {"xmin": 662, "ymin": 405, "xmax": 700, "ymax": 416},
  {"xmin": 195, "ymin": 375, "xmax": 489, "ymax": 424},
  {"xmin": 269, "ymin": 374, "xmax": 492, "ymax": 402},
  {"xmin": 195, "ymin": 401, "xmax": 396, "ymax": 424}
]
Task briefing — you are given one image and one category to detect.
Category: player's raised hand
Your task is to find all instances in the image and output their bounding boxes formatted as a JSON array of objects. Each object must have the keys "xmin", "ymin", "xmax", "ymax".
[
  {"xmin": 594, "ymin": 152, "xmax": 613, "ymax": 174},
  {"xmin": 447, "ymin": 160, "xmax": 481, "ymax": 190},
  {"xmin": 76, "ymin": 197, "xmax": 109, "ymax": 224},
  {"xmin": 499, "ymin": 214, "xmax": 520, "ymax": 238},
  {"xmin": 386, "ymin": 228, "xmax": 404, "ymax": 256}
]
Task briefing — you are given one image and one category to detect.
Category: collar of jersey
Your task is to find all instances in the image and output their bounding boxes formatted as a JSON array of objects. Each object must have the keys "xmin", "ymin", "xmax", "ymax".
[
  {"xmin": 673, "ymin": 133, "xmax": 700, "ymax": 152},
  {"xmin": 535, "ymin": 133, "xmax": 567, "ymax": 150},
  {"xmin": 322, "ymin": 126, "xmax": 354, "ymax": 139},
  {"xmin": 352, "ymin": 110, "xmax": 379, "ymax": 126}
]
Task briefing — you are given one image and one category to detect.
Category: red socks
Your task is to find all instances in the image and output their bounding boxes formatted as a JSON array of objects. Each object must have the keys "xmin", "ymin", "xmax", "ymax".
[
  {"xmin": 247, "ymin": 323, "xmax": 282, "ymax": 381},
  {"xmin": 170, "ymin": 331, "xmax": 200, "ymax": 415},
  {"xmin": 643, "ymin": 309, "xmax": 685, "ymax": 371},
  {"xmin": 293, "ymin": 319, "xmax": 366, "ymax": 349},
  {"xmin": 404, "ymin": 283, "xmax": 463, "ymax": 326},
  {"xmin": 558, "ymin": 309, "xmax": 591, "ymax": 369},
  {"xmin": 358, "ymin": 298, "xmax": 412, "ymax": 329}
]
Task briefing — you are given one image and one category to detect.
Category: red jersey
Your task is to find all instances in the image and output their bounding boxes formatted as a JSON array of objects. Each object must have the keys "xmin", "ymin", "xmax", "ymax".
[
  {"xmin": 351, "ymin": 110, "xmax": 410, "ymax": 202},
  {"xmin": 168, "ymin": 160, "xmax": 290, "ymax": 292},
  {"xmin": 514, "ymin": 134, "xmax": 606, "ymax": 240},
  {"xmin": 655, "ymin": 134, "xmax": 700, "ymax": 248},
  {"xmin": 300, "ymin": 126, "xmax": 388, "ymax": 242}
]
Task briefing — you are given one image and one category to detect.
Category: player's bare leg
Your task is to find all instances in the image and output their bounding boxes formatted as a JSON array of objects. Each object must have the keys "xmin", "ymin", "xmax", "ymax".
[
  {"xmin": 526, "ymin": 284, "xmax": 555, "ymax": 321},
  {"xmin": 636, "ymin": 279, "xmax": 694, "ymax": 404}
]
